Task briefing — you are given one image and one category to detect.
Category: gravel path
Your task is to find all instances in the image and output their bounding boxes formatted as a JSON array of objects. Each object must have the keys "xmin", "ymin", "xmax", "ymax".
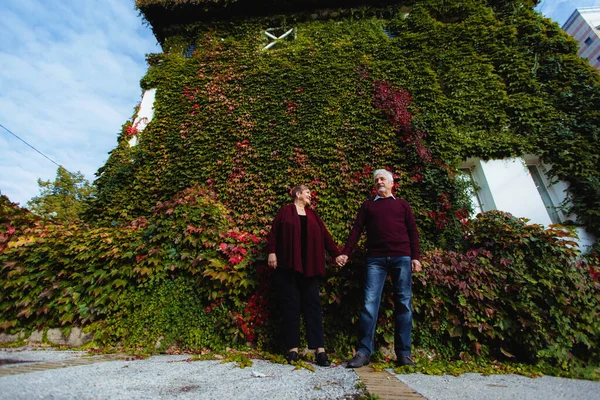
[
  {"xmin": 0, "ymin": 348, "xmax": 361, "ymax": 399},
  {"xmin": 392, "ymin": 370, "xmax": 600, "ymax": 400},
  {"xmin": 1, "ymin": 348, "xmax": 599, "ymax": 399}
]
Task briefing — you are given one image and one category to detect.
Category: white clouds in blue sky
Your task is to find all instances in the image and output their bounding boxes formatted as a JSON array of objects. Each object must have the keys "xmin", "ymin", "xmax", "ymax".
[
  {"xmin": 536, "ymin": 0, "xmax": 600, "ymax": 26},
  {"xmin": 0, "ymin": 0, "xmax": 160, "ymax": 207},
  {"xmin": 0, "ymin": 0, "xmax": 596, "ymax": 207}
]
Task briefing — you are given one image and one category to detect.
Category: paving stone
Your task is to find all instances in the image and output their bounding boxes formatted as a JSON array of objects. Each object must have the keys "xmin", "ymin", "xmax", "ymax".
[{"xmin": 0, "ymin": 353, "xmax": 127, "ymax": 378}]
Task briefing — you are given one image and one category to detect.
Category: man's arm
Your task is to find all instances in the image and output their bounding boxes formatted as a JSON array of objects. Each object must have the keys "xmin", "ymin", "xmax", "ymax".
[
  {"xmin": 341, "ymin": 202, "xmax": 367, "ymax": 258},
  {"xmin": 403, "ymin": 200, "xmax": 421, "ymax": 272},
  {"xmin": 313, "ymin": 210, "xmax": 341, "ymax": 258}
]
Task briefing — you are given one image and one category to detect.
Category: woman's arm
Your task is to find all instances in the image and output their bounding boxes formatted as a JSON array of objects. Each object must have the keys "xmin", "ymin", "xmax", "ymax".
[{"xmin": 266, "ymin": 207, "xmax": 285, "ymax": 264}]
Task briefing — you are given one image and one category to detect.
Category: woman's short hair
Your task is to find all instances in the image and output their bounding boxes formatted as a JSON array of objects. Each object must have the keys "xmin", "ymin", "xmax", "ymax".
[
  {"xmin": 373, "ymin": 169, "xmax": 394, "ymax": 183},
  {"xmin": 290, "ymin": 184, "xmax": 309, "ymax": 199}
]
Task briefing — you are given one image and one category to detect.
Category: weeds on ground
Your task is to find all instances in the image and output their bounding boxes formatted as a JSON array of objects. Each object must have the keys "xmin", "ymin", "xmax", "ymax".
[
  {"xmin": 353, "ymin": 381, "xmax": 380, "ymax": 400},
  {"xmin": 0, "ymin": 339, "xmax": 27, "ymax": 348},
  {"xmin": 370, "ymin": 354, "xmax": 600, "ymax": 381}
]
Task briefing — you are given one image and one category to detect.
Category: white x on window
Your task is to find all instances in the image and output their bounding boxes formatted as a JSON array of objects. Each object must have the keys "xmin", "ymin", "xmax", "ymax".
[{"xmin": 263, "ymin": 27, "xmax": 295, "ymax": 50}]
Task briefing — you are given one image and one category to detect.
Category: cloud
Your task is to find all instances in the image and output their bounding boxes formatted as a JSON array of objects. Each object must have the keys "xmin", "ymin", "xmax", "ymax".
[
  {"xmin": 536, "ymin": 0, "xmax": 600, "ymax": 26},
  {"xmin": 0, "ymin": 0, "xmax": 160, "ymax": 207}
]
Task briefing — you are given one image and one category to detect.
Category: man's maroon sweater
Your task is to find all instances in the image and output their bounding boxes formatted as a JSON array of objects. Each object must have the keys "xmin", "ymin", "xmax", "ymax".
[{"xmin": 342, "ymin": 196, "xmax": 420, "ymax": 260}]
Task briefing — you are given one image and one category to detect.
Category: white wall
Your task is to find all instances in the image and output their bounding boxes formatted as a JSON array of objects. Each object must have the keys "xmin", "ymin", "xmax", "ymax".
[
  {"xmin": 461, "ymin": 156, "xmax": 596, "ymax": 253},
  {"xmin": 128, "ymin": 88, "xmax": 157, "ymax": 147},
  {"xmin": 480, "ymin": 158, "xmax": 552, "ymax": 225}
]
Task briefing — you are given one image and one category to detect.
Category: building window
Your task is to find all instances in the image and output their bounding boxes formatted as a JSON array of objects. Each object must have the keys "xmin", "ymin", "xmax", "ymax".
[
  {"xmin": 458, "ymin": 168, "xmax": 484, "ymax": 217},
  {"xmin": 584, "ymin": 36, "xmax": 593, "ymax": 46},
  {"xmin": 184, "ymin": 45, "xmax": 196, "ymax": 58},
  {"xmin": 263, "ymin": 27, "xmax": 296, "ymax": 50},
  {"xmin": 382, "ymin": 27, "xmax": 397, "ymax": 39},
  {"xmin": 597, "ymin": 55, "xmax": 600, "ymax": 63},
  {"xmin": 527, "ymin": 165, "xmax": 561, "ymax": 224}
]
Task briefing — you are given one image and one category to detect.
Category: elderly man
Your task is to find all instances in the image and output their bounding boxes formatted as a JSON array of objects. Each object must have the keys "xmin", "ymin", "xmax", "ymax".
[{"xmin": 338, "ymin": 169, "xmax": 422, "ymax": 368}]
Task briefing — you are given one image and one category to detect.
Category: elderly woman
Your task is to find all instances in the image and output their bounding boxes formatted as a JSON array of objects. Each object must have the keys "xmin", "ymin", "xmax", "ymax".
[{"xmin": 266, "ymin": 185, "xmax": 342, "ymax": 367}]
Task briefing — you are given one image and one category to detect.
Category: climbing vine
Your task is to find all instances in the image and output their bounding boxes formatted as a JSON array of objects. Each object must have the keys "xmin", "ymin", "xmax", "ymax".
[{"xmin": 2, "ymin": 0, "xmax": 599, "ymax": 370}]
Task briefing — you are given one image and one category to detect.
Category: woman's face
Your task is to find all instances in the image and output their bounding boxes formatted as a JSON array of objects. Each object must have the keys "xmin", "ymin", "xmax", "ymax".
[{"xmin": 297, "ymin": 188, "xmax": 312, "ymax": 205}]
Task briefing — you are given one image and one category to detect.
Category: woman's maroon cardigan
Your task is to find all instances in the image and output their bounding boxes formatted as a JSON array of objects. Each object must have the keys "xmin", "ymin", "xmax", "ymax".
[{"xmin": 266, "ymin": 204, "xmax": 341, "ymax": 277}]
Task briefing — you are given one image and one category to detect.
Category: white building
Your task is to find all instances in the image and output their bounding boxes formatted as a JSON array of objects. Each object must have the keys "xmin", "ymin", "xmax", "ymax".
[{"xmin": 562, "ymin": 7, "xmax": 600, "ymax": 70}]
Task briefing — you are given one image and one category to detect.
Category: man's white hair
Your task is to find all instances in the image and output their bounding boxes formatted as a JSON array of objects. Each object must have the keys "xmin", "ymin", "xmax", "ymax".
[{"xmin": 373, "ymin": 169, "xmax": 393, "ymax": 183}]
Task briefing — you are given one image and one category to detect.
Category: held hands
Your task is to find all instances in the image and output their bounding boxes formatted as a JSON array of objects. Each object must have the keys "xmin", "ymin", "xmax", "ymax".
[
  {"xmin": 412, "ymin": 259, "xmax": 422, "ymax": 273},
  {"xmin": 335, "ymin": 255, "xmax": 348, "ymax": 267},
  {"xmin": 268, "ymin": 253, "xmax": 277, "ymax": 269},
  {"xmin": 269, "ymin": 253, "xmax": 348, "ymax": 268}
]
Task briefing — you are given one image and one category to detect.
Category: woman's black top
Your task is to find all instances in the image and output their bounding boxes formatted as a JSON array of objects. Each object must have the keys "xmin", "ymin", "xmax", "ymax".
[{"xmin": 299, "ymin": 214, "xmax": 307, "ymax": 272}]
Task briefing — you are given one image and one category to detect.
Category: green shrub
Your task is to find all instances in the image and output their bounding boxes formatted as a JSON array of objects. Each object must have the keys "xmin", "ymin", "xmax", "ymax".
[
  {"xmin": 413, "ymin": 211, "xmax": 600, "ymax": 365},
  {"xmin": 98, "ymin": 278, "xmax": 231, "ymax": 352},
  {"xmin": 0, "ymin": 188, "xmax": 259, "ymax": 343}
]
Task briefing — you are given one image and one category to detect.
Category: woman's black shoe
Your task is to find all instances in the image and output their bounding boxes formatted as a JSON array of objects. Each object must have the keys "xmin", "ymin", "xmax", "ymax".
[
  {"xmin": 316, "ymin": 352, "xmax": 331, "ymax": 367},
  {"xmin": 285, "ymin": 351, "xmax": 299, "ymax": 363}
]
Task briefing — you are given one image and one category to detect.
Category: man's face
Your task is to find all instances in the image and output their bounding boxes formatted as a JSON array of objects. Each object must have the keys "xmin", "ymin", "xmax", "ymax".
[{"xmin": 374, "ymin": 173, "xmax": 393, "ymax": 196}]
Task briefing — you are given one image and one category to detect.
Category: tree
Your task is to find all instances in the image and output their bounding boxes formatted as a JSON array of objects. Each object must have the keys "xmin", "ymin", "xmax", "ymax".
[{"xmin": 27, "ymin": 166, "xmax": 94, "ymax": 224}]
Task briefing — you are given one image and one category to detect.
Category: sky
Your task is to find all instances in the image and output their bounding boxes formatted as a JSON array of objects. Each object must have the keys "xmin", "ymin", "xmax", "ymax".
[
  {"xmin": 0, "ymin": 0, "xmax": 598, "ymax": 208},
  {"xmin": 0, "ymin": 0, "xmax": 160, "ymax": 207}
]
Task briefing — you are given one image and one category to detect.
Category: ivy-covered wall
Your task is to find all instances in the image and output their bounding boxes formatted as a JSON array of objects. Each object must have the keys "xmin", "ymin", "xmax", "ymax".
[
  {"xmin": 90, "ymin": 0, "xmax": 600, "ymax": 243},
  {"xmin": 1, "ymin": 0, "xmax": 599, "ymax": 367}
]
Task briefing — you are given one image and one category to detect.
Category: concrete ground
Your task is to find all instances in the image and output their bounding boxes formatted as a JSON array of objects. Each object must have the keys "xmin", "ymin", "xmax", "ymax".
[{"xmin": 1, "ymin": 347, "xmax": 599, "ymax": 400}]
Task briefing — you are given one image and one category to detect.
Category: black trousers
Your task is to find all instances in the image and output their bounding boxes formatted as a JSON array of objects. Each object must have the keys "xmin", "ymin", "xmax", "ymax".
[{"xmin": 276, "ymin": 268, "xmax": 324, "ymax": 350}]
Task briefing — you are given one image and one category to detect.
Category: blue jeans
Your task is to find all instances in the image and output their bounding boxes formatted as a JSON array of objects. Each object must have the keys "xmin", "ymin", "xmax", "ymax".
[{"xmin": 357, "ymin": 256, "xmax": 413, "ymax": 358}]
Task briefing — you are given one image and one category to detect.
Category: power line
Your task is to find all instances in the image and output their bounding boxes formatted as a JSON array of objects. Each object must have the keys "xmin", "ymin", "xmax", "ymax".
[{"xmin": 0, "ymin": 122, "xmax": 62, "ymax": 169}]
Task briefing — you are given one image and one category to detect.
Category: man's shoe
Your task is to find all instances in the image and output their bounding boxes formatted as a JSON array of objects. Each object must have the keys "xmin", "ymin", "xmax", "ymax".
[
  {"xmin": 316, "ymin": 352, "xmax": 331, "ymax": 367},
  {"xmin": 285, "ymin": 351, "xmax": 299, "ymax": 363},
  {"xmin": 396, "ymin": 355, "xmax": 415, "ymax": 367},
  {"xmin": 346, "ymin": 352, "xmax": 370, "ymax": 368}
]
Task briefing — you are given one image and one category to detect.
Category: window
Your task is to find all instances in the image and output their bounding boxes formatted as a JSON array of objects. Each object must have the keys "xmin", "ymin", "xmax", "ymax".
[
  {"xmin": 527, "ymin": 165, "xmax": 561, "ymax": 224},
  {"xmin": 458, "ymin": 158, "xmax": 497, "ymax": 217},
  {"xmin": 263, "ymin": 27, "xmax": 295, "ymax": 50},
  {"xmin": 382, "ymin": 27, "xmax": 397, "ymax": 39},
  {"xmin": 458, "ymin": 168, "xmax": 484, "ymax": 217},
  {"xmin": 184, "ymin": 45, "xmax": 196, "ymax": 58},
  {"xmin": 584, "ymin": 36, "xmax": 593, "ymax": 46},
  {"xmin": 597, "ymin": 55, "xmax": 600, "ymax": 63},
  {"xmin": 458, "ymin": 157, "xmax": 568, "ymax": 226}
]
